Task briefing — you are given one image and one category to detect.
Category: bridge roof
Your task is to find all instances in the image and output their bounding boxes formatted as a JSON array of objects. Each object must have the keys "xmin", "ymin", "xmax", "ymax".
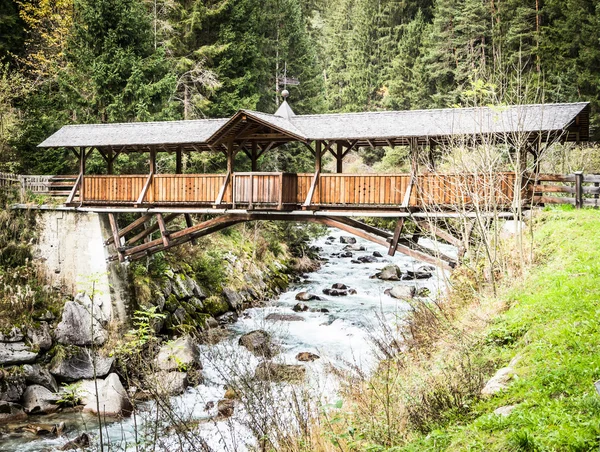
[{"xmin": 38, "ymin": 102, "xmax": 590, "ymax": 150}]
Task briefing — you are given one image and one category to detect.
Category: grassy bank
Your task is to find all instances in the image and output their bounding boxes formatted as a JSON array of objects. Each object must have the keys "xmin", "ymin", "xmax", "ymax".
[{"xmin": 316, "ymin": 208, "xmax": 600, "ymax": 452}]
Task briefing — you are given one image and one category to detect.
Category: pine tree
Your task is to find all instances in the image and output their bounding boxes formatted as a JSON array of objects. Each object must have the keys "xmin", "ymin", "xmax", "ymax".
[
  {"xmin": 64, "ymin": 0, "xmax": 176, "ymax": 122},
  {"xmin": 0, "ymin": 0, "xmax": 26, "ymax": 64}
]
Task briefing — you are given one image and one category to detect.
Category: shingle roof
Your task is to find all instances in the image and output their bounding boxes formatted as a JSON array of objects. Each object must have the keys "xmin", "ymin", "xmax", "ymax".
[
  {"xmin": 38, "ymin": 102, "xmax": 590, "ymax": 149},
  {"xmin": 291, "ymin": 103, "xmax": 590, "ymax": 140},
  {"xmin": 38, "ymin": 118, "xmax": 228, "ymax": 148}
]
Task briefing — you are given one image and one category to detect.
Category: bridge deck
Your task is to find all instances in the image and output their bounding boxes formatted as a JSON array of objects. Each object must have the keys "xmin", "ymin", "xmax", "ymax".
[{"xmin": 75, "ymin": 171, "xmax": 519, "ymax": 210}]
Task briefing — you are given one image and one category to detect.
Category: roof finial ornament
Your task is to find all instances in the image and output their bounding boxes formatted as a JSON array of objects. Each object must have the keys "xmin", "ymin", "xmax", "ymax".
[{"xmin": 275, "ymin": 89, "xmax": 296, "ymax": 119}]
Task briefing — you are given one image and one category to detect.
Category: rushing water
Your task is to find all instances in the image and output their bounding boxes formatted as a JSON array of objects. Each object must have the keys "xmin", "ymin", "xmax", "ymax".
[{"xmin": 1, "ymin": 229, "xmax": 454, "ymax": 452}]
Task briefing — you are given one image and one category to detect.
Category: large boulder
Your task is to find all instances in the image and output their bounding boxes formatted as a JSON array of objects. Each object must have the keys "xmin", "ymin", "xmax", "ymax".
[
  {"xmin": 60, "ymin": 433, "xmax": 91, "ymax": 450},
  {"xmin": 22, "ymin": 364, "xmax": 58, "ymax": 392},
  {"xmin": 0, "ymin": 342, "xmax": 37, "ymax": 366},
  {"xmin": 222, "ymin": 289, "xmax": 243, "ymax": 311},
  {"xmin": 322, "ymin": 288, "xmax": 348, "ymax": 297},
  {"xmin": 238, "ymin": 330, "xmax": 276, "ymax": 358},
  {"xmin": 354, "ymin": 256, "xmax": 378, "ymax": 264},
  {"xmin": 265, "ymin": 313, "xmax": 304, "ymax": 322},
  {"xmin": 0, "ymin": 372, "xmax": 26, "ymax": 402},
  {"xmin": 80, "ymin": 373, "xmax": 133, "ymax": 417},
  {"xmin": 74, "ymin": 292, "xmax": 108, "ymax": 323},
  {"xmin": 0, "ymin": 401, "xmax": 27, "ymax": 424},
  {"xmin": 50, "ymin": 348, "xmax": 114, "ymax": 382},
  {"xmin": 216, "ymin": 311, "xmax": 238, "ymax": 325},
  {"xmin": 0, "ymin": 327, "xmax": 24, "ymax": 342},
  {"xmin": 296, "ymin": 352, "xmax": 320, "ymax": 362},
  {"xmin": 22, "ymin": 385, "xmax": 59, "ymax": 414},
  {"xmin": 295, "ymin": 292, "xmax": 321, "ymax": 302},
  {"xmin": 217, "ymin": 399, "xmax": 235, "ymax": 418},
  {"xmin": 376, "ymin": 265, "xmax": 402, "ymax": 281},
  {"xmin": 27, "ymin": 323, "xmax": 53, "ymax": 352},
  {"xmin": 292, "ymin": 303, "xmax": 309, "ymax": 313},
  {"xmin": 154, "ymin": 336, "xmax": 201, "ymax": 372},
  {"xmin": 402, "ymin": 270, "xmax": 433, "ymax": 280},
  {"xmin": 385, "ymin": 286, "xmax": 416, "ymax": 300},
  {"xmin": 343, "ymin": 244, "xmax": 366, "ymax": 252},
  {"xmin": 254, "ymin": 362, "xmax": 306, "ymax": 383},
  {"xmin": 55, "ymin": 300, "xmax": 108, "ymax": 346},
  {"xmin": 146, "ymin": 371, "xmax": 189, "ymax": 396},
  {"xmin": 481, "ymin": 367, "xmax": 514, "ymax": 396},
  {"xmin": 339, "ymin": 236, "xmax": 357, "ymax": 244}
]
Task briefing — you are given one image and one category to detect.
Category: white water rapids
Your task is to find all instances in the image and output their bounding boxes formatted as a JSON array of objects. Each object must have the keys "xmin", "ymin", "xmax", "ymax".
[{"xmin": 3, "ymin": 229, "xmax": 454, "ymax": 452}]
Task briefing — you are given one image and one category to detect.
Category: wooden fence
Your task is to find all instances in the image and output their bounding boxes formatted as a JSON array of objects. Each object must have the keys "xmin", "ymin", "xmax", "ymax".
[
  {"xmin": 0, "ymin": 173, "xmax": 76, "ymax": 200},
  {"xmin": 532, "ymin": 173, "xmax": 600, "ymax": 208}
]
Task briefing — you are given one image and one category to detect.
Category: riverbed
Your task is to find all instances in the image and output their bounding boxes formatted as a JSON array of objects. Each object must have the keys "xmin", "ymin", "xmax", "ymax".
[{"xmin": 2, "ymin": 230, "xmax": 454, "ymax": 452}]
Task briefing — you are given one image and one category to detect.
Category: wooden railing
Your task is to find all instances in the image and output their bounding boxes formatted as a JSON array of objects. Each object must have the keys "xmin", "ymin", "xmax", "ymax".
[
  {"xmin": 2, "ymin": 171, "xmax": 569, "ymax": 210},
  {"xmin": 233, "ymin": 173, "xmax": 297, "ymax": 208},
  {"xmin": 297, "ymin": 172, "xmax": 516, "ymax": 208},
  {"xmin": 0, "ymin": 173, "xmax": 76, "ymax": 199},
  {"xmin": 533, "ymin": 173, "xmax": 600, "ymax": 208}
]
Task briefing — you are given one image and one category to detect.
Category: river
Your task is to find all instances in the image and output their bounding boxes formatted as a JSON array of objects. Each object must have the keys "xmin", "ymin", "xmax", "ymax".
[{"xmin": 2, "ymin": 229, "xmax": 454, "ymax": 452}]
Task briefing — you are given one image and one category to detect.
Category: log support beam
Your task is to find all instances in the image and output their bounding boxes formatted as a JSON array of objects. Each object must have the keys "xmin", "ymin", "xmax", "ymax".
[
  {"xmin": 388, "ymin": 218, "xmax": 404, "ymax": 256},
  {"xmin": 108, "ymin": 213, "xmax": 124, "ymax": 262},
  {"xmin": 108, "ymin": 212, "xmax": 457, "ymax": 270}
]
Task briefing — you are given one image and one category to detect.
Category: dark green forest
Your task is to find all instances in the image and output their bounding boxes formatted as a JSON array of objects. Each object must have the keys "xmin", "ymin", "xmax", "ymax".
[{"xmin": 0, "ymin": 0, "xmax": 599, "ymax": 174}]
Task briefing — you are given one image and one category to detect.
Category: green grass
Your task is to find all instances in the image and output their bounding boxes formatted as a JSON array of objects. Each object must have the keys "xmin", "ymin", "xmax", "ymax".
[{"xmin": 400, "ymin": 209, "xmax": 600, "ymax": 451}]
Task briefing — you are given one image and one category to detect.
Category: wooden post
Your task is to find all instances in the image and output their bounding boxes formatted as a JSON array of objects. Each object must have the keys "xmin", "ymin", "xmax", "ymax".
[
  {"xmin": 176, "ymin": 149, "xmax": 182, "ymax": 174},
  {"xmin": 156, "ymin": 213, "xmax": 170, "ymax": 247},
  {"xmin": 575, "ymin": 171, "xmax": 583, "ymax": 209},
  {"xmin": 336, "ymin": 142, "xmax": 344, "ymax": 173},
  {"xmin": 149, "ymin": 147, "xmax": 157, "ymax": 174},
  {"xmin": 278, "ymin": 173, "xmax": 284, "ymax": 210},
  {"xmin": 185, "ymin": 214, "xmax": 197, "ymax": 245},
  {"xmin": 315, "ymin": 140, "xmax": 322, "ymax": 173},
  {"xmin": 388, "ymin": 218, "xmax": 405, "ymax": 256},
  {"xmin": 248, "ymin": 174, "xmax": 254, "ymax": 210},
  {"xmin": 107, "ymin": 148, "xmax": 114, "ymax": 175},
  {"xmin": 428, "ymin": 142, "xmax": 436, "ymax": 172},
  {"xmin": 227, "ymin": 140, "xmax": 235, "ymax": 174},
  {"xmin": 79, "ymin": 147, "xmax": 86, "ymax": 203},
  {"xmin": 251, "ymin": 142, "xmax": 258, "ymax": 172}
]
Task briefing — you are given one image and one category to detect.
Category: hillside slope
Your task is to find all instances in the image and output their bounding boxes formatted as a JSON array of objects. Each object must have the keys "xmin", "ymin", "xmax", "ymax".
[{"xmin": 402, "ymin": 208, "xmax": 600, "ymax": 451}]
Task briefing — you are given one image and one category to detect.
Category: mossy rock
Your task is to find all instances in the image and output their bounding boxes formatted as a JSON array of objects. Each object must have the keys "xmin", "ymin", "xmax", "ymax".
[
  {"xmin": 164, "ymin": 294, "xmax": 179, "ymax": 313},
  {"xmin": 202, "ymin": 296, "xmax": 230, "ymax": 317}
]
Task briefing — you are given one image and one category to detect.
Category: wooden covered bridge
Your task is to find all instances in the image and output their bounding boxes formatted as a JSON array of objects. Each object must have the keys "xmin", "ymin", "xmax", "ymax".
[{"xmin": 35, "ymin": 99, "xmax": 591, "ymax": 267}]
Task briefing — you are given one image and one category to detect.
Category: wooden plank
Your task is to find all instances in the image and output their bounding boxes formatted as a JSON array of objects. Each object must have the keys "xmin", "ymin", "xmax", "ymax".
[
  {"xmin": 105, "ymin": 213, "xmax": 153, "ymax": 245},
  {"xmin": 537, "ymin": 174, "xmax": 576, "ymax": 183},
  {"xmin": 136, "ymin": 173, "xmax": 153, "ymax": 205},
  {"xmin": 303, "ymin": 171, "xmax": 320, "ymax": 207},
  {"xmin": 583, "ymin": 175, "xmax": 600, "ymax": 183},
  {"xmin": 534, "ymin": 184, "xmax": 576, "ymax": 194},
  {"xmin": 124, "ymin": 214, "xmax": 251, "ymax": 256},
  {"xmin": 66, "ymin": 173, "xmax": 83, "ymax": 205},
  {"xmin": 215, "ymin": 172, "xmax": 231, "ymax": 205},
  {"xmin": 126, "ymin": 213, "xmax": 179, "ymax": 245},
  {"xmin": 108, "ymin": 213, "xmax": 124, "ymax": 262},
  {"xmin": 388, "ymin": 218, "xmax": 404, "ymax": 257},
  {"xmin": 156, "ymin": 213, "xmax": 171, "ymax": 247},
  {"xmin": 533, "ymin": 195, "xmax": 575, "ymax": 205}
]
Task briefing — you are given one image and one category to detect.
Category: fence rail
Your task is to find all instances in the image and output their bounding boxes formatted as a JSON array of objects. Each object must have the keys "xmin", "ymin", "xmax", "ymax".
[
  {"xmin": 533, "ymin": 173, "xmax": 600, "ymax": 208},
  {"xmin": 0, "ymin": 173, "xmax": 77, "ymax": 199}
]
